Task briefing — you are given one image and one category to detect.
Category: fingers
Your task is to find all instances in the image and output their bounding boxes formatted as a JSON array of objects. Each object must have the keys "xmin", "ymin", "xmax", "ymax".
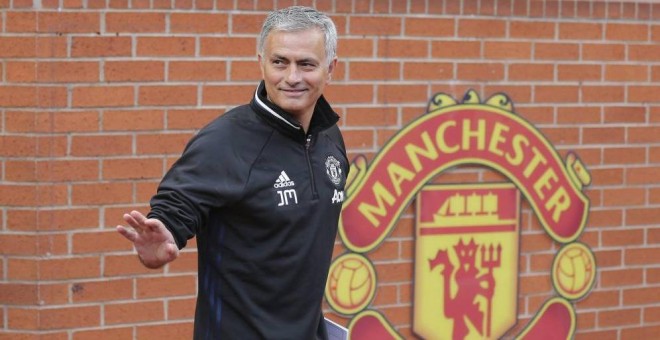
[{"xmin": 116, "ymin": 225, "xmax": 138, "ymax": 242}]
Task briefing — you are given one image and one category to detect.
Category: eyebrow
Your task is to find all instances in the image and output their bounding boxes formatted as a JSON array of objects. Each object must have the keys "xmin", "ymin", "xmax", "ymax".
[{"xmin": 271, "ymin": 54, "xmax": 319, "ymax": 64}]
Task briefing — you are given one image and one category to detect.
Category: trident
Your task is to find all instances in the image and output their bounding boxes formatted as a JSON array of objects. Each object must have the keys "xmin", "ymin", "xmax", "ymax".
[{"xmin": 481, "ymin": 243, "xmax": 502, "ymax": 338}]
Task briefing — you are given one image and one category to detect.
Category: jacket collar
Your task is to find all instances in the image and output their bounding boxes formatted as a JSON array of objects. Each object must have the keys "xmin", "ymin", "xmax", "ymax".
[{"xmin": 250, "ymin": 81, "xmax": 339, "ymax": 141}]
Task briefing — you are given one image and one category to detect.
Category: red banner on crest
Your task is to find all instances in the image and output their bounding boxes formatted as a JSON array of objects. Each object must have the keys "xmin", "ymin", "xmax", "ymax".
[{"xmin": 339, "ymin": 105, "xmax": 590, "ymax": 252}]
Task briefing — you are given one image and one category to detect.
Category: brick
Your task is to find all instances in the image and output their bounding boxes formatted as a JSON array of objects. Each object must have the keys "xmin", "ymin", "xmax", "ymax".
[
  {"xmin": 37, "ymin": 12, "xmax": 100, "ymax": 33},
  {"xmin": 71, "ymin": 37, "xmax": 132, "ymax": 57},
  {"xmin": 345, "ymin": 107, "xmax": 398, "ymax": 127},
  {"xmin": 457, "ymin": 63, "xmax": 504, "ymax": 81},
  {"xmin": 510, "ymin": 21, "xmax": 555, "ymax": 39},
  {"xmin": 508, "ymin": 63, "xmax": 554, "ymax": 81},
  {"xmin": 72, "ymin": 86, "xmax": 134, "ymax": 108},
  {"xmin": 486, "ymin": 41, "xmax": 534, "ymax": 60},
  {"xmin": 598, "ymin": 308, "xmax": 642, "ymax": 327},
  {"xmin": 137, "ymin": 276, "xmax": 197, "ymax": 299},
  {"xmin": 590, "ymin": 168, "xmax": 624, "ymax": 186},
  {"xmin": 202, "ymin": 84, "xmax": 256, "ymax": 105},
  {"xmin": 603, "ymin": 147, "xmax": 646, "ymax": 165},
  {"xmin": 5, "ymin": 110, "xmax": 100, "ymax": 133},
  {"xmin": 625, "ymin": 247, "xmax": 660, "ymax": 266},
  {"xmin": 0, "ymin": 86, "xmax": 67, "ymax": 108},
  {"xmin": 5, "ymin": 161, "xmax": 37, "ymax": 182},
  {"xmin": 0, "ymin": 37, "xmax": 63, "ymax": 58},
  {"xmin": 458, "ymin": 18, "xmax": 505, "ymax": 37},
  {"xmin": 40, "ymin": 257, "xmax": 100, "ymax": 280},
  {"xmin": 167, "ymin": 297, "xmax": 196, "ymax": 320},
  {"xmin": 229, "ymin": 60, "xmax": 260, "ymax": 81},
  {"xmin": 535, "ymin": 43, "xmax": 579, "ymax": 60},
  {"xmin": 136, "ymin": 322, "xmax": 194, "ymax": 340},
  {"xmin": 601, "ymin": 268, "xmax": 644, "ymax": 288},
  {"xmin": 106, "ymin": 12, "xmax": 166, "ymax": 32},
  {"xmin": 103, "ymin": 158, "xmax": 163, "ymax": 180},
  {"xmin": 137, "ymin": 37, "xmax": 196, "ymax": 57},
  {"xmin": 405, "ymin": 18, "xmax": 453, "ymax": 37},
  {"xmin": 621, "ymin": 325, "xmax": 660, "ymax": 339},
  {"xmin": 139, "ymin": 86, "xmax": 197, "ymax": 106},
  {"xmin": 649, "ymin": 267, "xmax": 660, "ymax": 283},
  {"xmin": 0, "ymin": 184, "xmax": 67, "ymax": 207},
  {"xmin": 627, "ymin": 167, "xmax": 660, "ymax": 185},
  {"xmin": 7, "ymin": 208, "xmax": 99, "ymax": 231},
  {"xmin": 71, "ymin": 279, "xmax": 133, "ymax": 303},
  {"xmin": 577, "ymin": 289, "xmax": 620, "ymax": 309},
  {"xmin": 557, "ymin": 64, "xmax": 601, "ymax": 81},
  {"xmin": 231, "ymin": 13, "xmax": 266, "ymax": 34},
  {"xmin": 582, "ymin": 86, "xmax": 625, "ymax": 103},
  {"xmin": 629, "ymin": 126, "xmax": 660, "ymax": 143},
  {"xmin": 35, "ymin": 160, "xmax": 99, "ymax": 182},
  {"xmin": 378, "ymin": 38, "xmax": 428, "ymax": 58},
  {"xmin": 626, "ymin": 207, "xmax": 660, "ymax": 225},
  {"xmin": 594, "ymin": 250, "xmax": 623, "ymax": 269},
  {"xmin": 5, "ymin": 11, "xmax": 37, "ymax": 33},
  {"xmin": 583, "ymin": 44, "xmax": 625, "ymax": 61},
  {"xmin": 431, "ymin": 40, "xmax": 481, "ymax": 59},
  {"xmin": 171, "ymin": 13, "xmax": 229, "ymax": 33},
  {"xmin": 73, "ymin": 328, "xmax": 133, "ymax": 340},
  {"xmin": 349, "ymin": 61, "xmax": 400, "ymax": 81},
  {"xmin": 1, "ymin": 135, "xmax": 39, "ymax": 157},
  {"xmin": 105, "ymin": 61, "xmax": 165, "ymax": 82},
  {"xmin": 135, "ymin": 133, "xmax": 192, "ymax": 155},
  {"xmin": 166, "ymin": 250, "xmax": 197, "ymax": 274},
  {"xmin": 136, "ymin": 181, "xmax": 161, "ymax": 202},
  {"xmin": 629, "ymin": 44, "xmax": 660, "ymax": 62},
  {"xmin": 166, "ymin": 109, "xmax": 220, "ymax": 130},
  {"xmin": 40, "ymin": 306, "xmax": 100, "ymax": 330},
  {"xmin": 200, "ymin": 37, "xmax": 257, "ymax": 57},
  {"xmin": 624, "ymin": 287, "xmax": 660, "ymax": 305},
  {"xmin": 33, "ymin": 62, "xmax": 99, "ymax": 83},
  {"xmin": 0, "ymin": 283, "xmax": 39, "ymax": 304},
  {"xmin": 556, "ymin": 106, "xmax": 600, "ymax": 124},
  {"xmin": 336, "ymin": 38, "xmax": 373, "ymax": 58},
  {"xmin": 378, "ymin": 84, "xmax": 428, "ymax": 104},
  {"xmin": 350, "ymin": 16, "xmax": 402, "ymax": 36},
  {"xmin": 104, "ymin": 301, "xmax": 164, "ymax": 325},
  {"xmin": 102, "ymin": 109, "xmax": 164, "ymax": 131},
  {"xmin": 170, "ymin": 61, "xmax": 227, "ymax": 81},
  {"xmin": 520, "ymin": 274, "xmax": 552, "ymax": 294},
  {"xmin": 104, "ymin": 254, "xmax": 163, "ymax": 277},
  {"xmin": 7, "ymin": 307, "xmax": 39, "ymax": 330},
  {"xmin": 628, "ymin": 85, "xmax": 660, "ymax": 103},
  {"xmin": 72, "ymin": 230, "xmax": 133, "ymax": 254},
  {"xmin": 602, "ymin": 187, "xmax": 646, "ymax": 206},
  {"xmin": 71, "ymin": 182, "xmax": 133, "ymax": 205},
  {"xmin": 604, "ymin": 106, "xmax": 647, "ymax": 124},
  {"xmin": 520, "ymin": 233, "xmax": 554, "ymax": 252},
  {"xmin": 375, "ymin": 262, "xmax": 412, "ymax": 284},
  {"xmin": 559, "ymin": 22, "xmax": 603, "ymax": 40},
  {"xmin": 602, "ymin": 228, "xmax": 645, "ymax": 247},
  {"xmin": 535, "ymin": 85, "xmax": 579, "ymax": 103},
  {"xmin": 70, "ymin": 134, "xmax": 133, "ymax": 156},
  {"xmin": 606, "ymin": 23, "xmax": 649, "ymax": 41},
  {"xmin": 605, "ymin": 65, "xmax": 649, "ymax": 82},
  {"xmin": 402, "ymin": 61, "xmax": 453, "ymax": 81}
]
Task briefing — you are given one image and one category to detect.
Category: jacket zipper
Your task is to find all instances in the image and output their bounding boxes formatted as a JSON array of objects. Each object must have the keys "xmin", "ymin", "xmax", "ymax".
[{"xmin": 305, "ymin": 134, "xmax": 318, "ymax": 199}]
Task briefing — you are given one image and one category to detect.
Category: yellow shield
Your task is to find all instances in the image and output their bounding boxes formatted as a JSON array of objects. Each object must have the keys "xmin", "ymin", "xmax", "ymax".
[{"xmin": 413, "ymin": 183, "xmax": 520, "ymax": 340}]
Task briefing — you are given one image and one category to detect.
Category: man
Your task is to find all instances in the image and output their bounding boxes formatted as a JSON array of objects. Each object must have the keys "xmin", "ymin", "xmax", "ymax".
[{"xmin": 116, "ymin": 6, "xmax": 347, "ymax": 339}]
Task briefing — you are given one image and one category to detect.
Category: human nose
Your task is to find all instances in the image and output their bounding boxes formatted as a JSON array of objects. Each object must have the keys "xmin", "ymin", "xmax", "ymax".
[{"xmin": 285, "ymin": 65, "xmax": 302, "ymax": 83}]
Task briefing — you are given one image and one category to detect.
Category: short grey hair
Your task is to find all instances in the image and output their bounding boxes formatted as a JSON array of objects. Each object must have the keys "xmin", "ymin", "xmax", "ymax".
[{"xmin": 258, "ymin": 6, "xmax": 337, "ymax": 66}]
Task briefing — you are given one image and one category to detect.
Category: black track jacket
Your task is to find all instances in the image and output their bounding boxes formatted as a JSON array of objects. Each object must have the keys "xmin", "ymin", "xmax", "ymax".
[{"xmin": 147, "ymin": 81, "xmax": 348, "ymax": 339}]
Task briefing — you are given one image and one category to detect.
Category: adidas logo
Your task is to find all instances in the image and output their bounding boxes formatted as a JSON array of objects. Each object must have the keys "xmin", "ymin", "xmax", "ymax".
[{"xmin": 274, "ymin": 171, "xmax": 295, "ymax": 188}]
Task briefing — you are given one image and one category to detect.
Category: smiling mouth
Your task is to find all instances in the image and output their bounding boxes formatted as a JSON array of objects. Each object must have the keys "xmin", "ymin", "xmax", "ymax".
[{"xmin": 281, "ymin": 88, "xmax": 307, "ymax": 96}]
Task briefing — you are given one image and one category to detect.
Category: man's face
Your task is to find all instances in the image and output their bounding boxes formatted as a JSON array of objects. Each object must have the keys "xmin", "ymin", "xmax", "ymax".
[{"xmin": 259, "ymin": 28, "xmax": 336, "ymax": 125}]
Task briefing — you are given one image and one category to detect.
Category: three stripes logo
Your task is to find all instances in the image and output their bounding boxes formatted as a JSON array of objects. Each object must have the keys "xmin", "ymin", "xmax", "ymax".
[{"xmin": 274, "ymin": 171, "xmax": 295, "ymax": 188}]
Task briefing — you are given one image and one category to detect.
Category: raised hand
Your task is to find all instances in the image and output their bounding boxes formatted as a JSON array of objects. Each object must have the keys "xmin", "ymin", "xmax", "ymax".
[{"xmin": 116, "ymin": 210, "xmax": 179, "ymax": 269}]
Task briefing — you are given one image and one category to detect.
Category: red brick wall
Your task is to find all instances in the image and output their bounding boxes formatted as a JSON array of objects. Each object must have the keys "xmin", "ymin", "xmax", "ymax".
[{"xmin": 1, "ymin": 0, "xmax": 659, "ymax": 339}]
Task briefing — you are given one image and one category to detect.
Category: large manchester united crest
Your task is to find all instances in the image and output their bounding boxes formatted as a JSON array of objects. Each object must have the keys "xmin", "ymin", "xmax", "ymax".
[{"xmin": 325, "ymin": 90, "xmax": 594, "ymax": 340}]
